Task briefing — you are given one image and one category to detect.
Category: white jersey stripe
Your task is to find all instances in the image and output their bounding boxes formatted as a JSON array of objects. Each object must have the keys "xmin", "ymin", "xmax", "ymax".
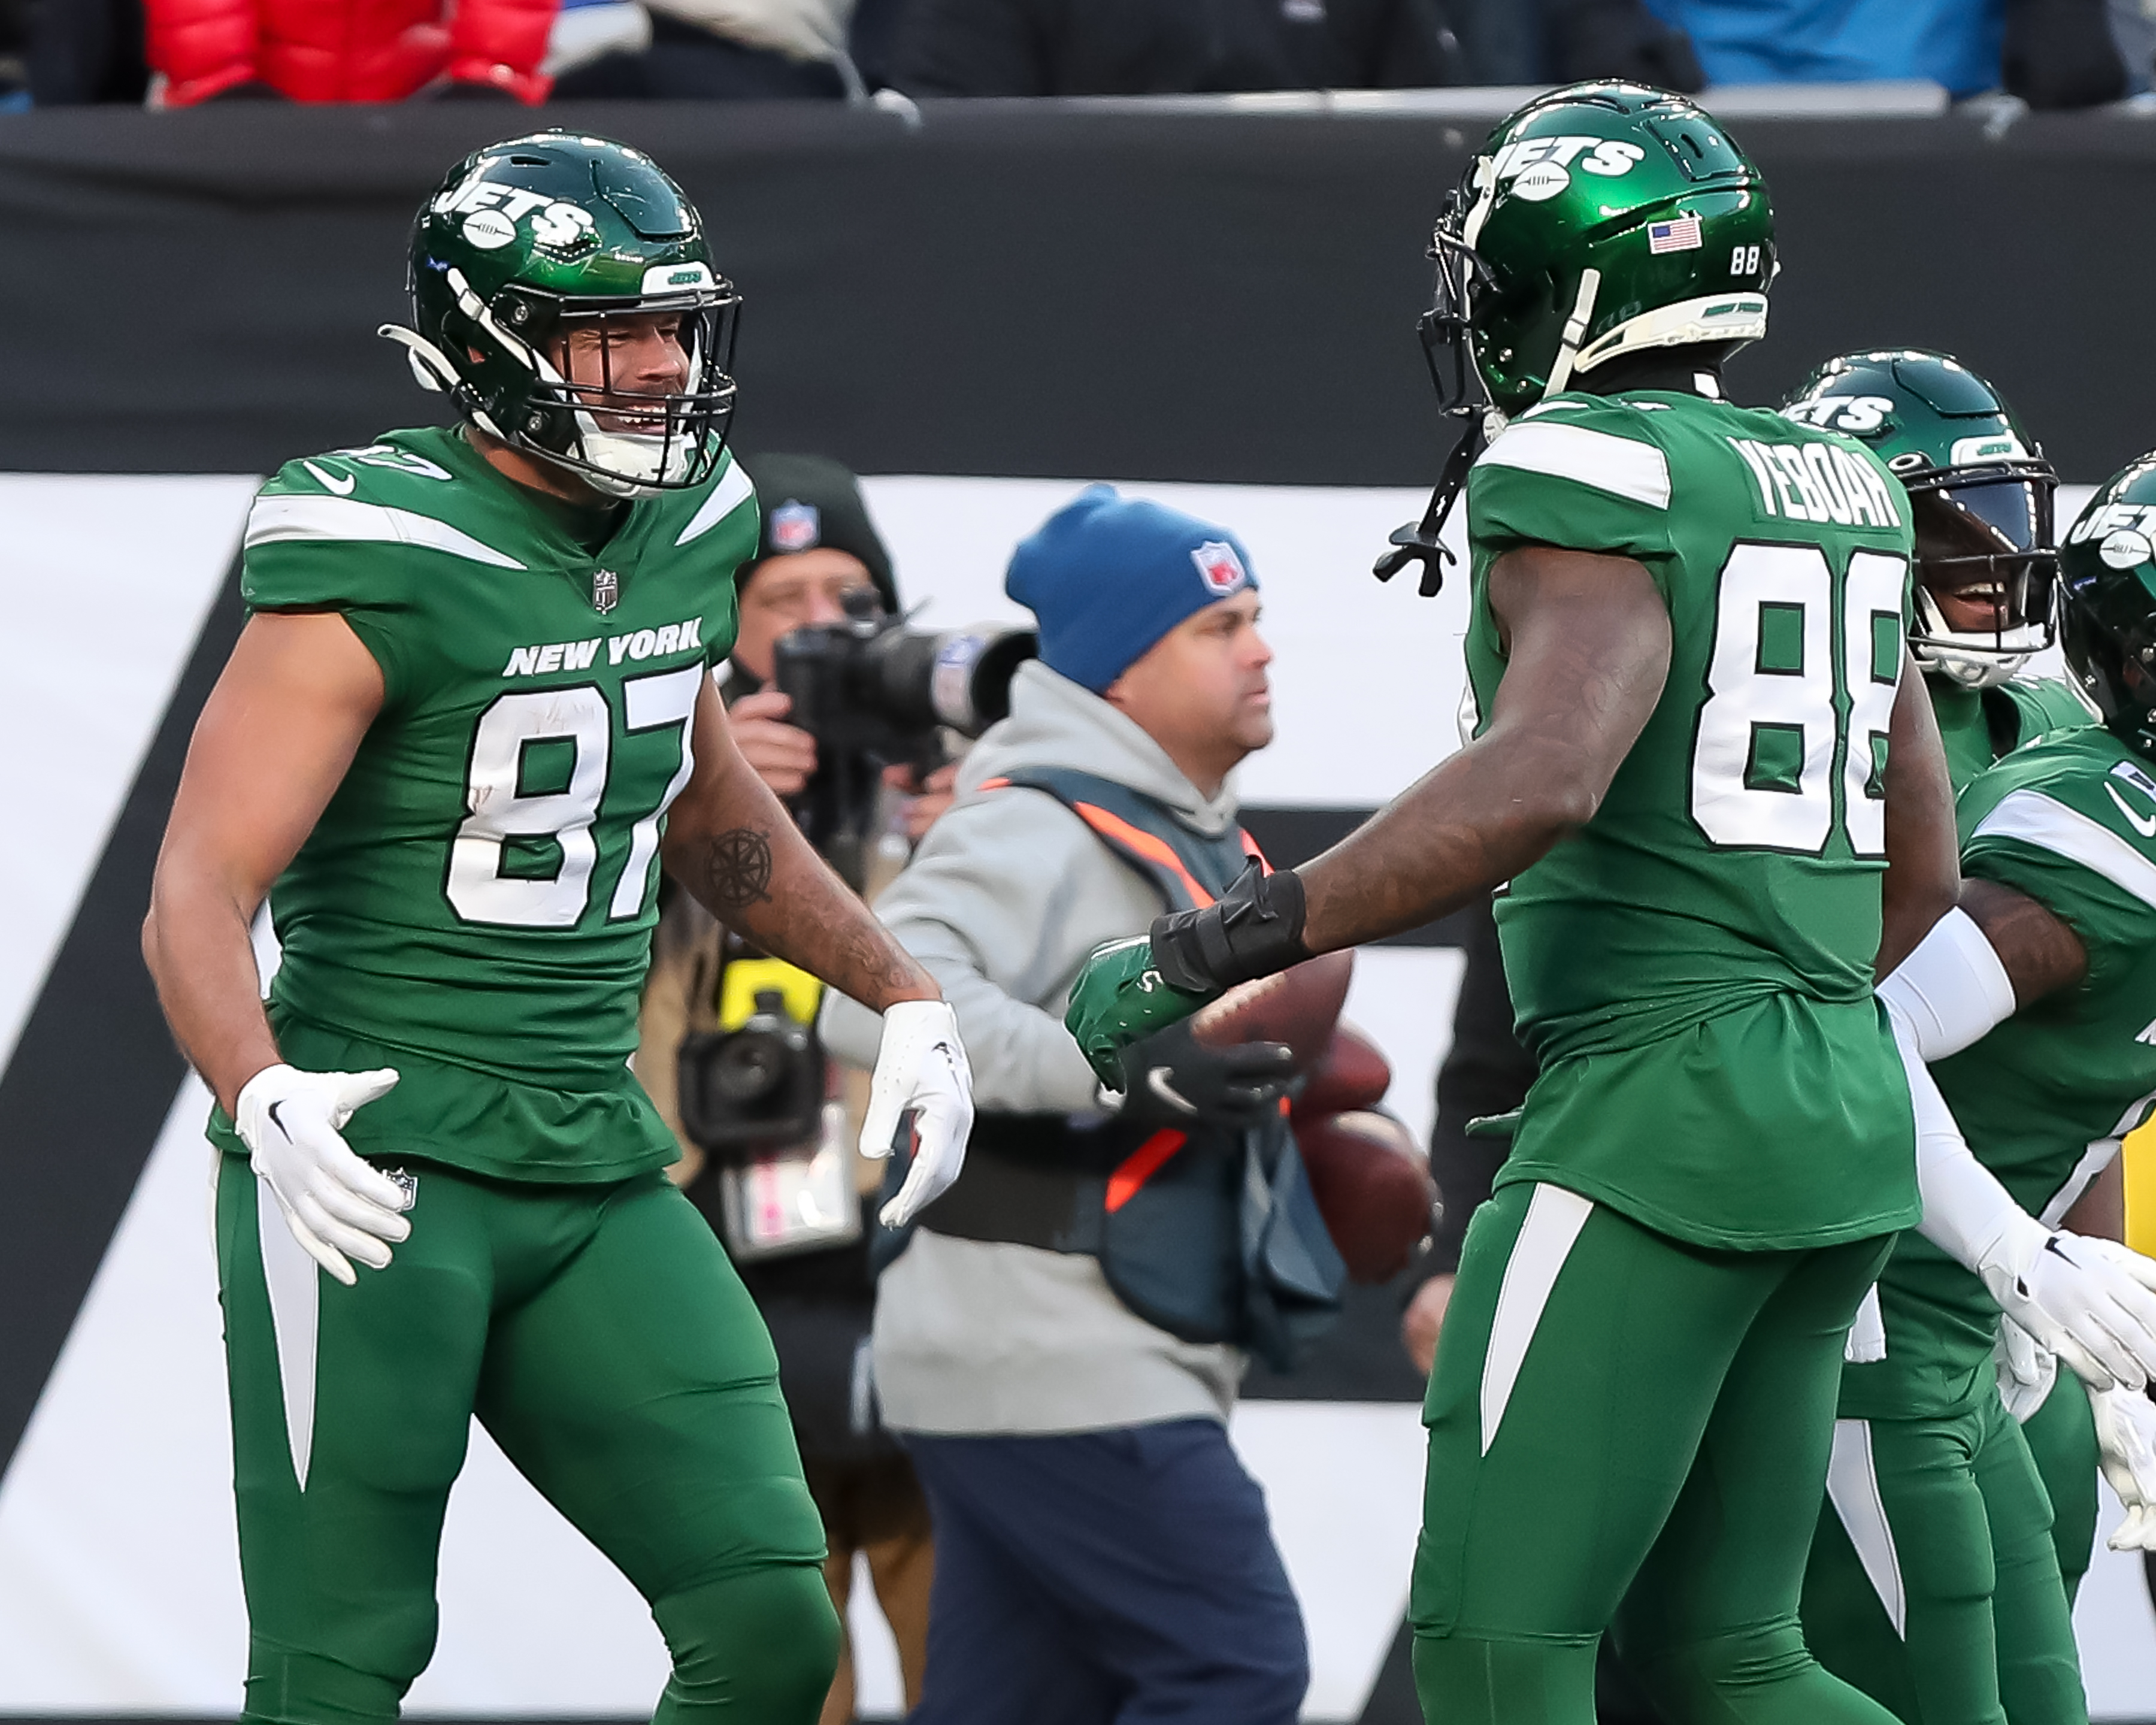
[
  {"xmin": 1480, "ymin": 1182, "xmax": 1594, "ymax": 1456},
  {"xmin": 674, "ymin": 458, "xmax": 756, "ymax": 547},
  {"xmin": 1827, "ymin": 1418, "xmax": 1907, "ymax": 1638},
  {"xmin": 1972, "ymin": 788, "xmax": 2156, "ymax": 910},
  {"xmin": 256, "ymin": 1182, "xmax": 320, "ymax": 1493},
  {"xmin": 1477, "ymin": 420, "xmax": 1673, "ymax": 510},
  {"xmin": 246, "ymin": 494, "xmax": 526, "ymax": 570}
]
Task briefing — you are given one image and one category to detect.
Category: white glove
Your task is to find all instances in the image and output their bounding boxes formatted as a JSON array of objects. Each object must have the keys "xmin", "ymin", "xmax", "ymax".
[
  {"xmin": 2092, "ymin": 1382, "xmax": 2156, "ymax": 1552},
  {"xmin": 235, "ymin": 1064, "xmax": 413, "ymax": 1286},
  {"xmin": 1995, "ymin": 1319, "xmax": 2058, "ymax": 1424},
  {"xmin": 1892, "ymin": 1006, "xmax": 2156, "ymax": 1392},
  {"xmin": 859, "ymin": 1000, "xmax": 973, "ymax": 1228},
  {"xmin": 1983, "ymin": 1227, "xmax": 2156, "ymax": 1394}
]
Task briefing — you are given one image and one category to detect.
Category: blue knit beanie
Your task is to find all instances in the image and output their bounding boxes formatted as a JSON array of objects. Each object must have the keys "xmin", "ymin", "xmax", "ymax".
[{"xmin": 1003, "ymin": 485, "xmax": 1258, "ymax": 694}]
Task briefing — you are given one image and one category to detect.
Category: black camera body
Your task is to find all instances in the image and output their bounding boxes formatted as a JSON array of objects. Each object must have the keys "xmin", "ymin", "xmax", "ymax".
[
  {"xmin": 677, "ymin": 989, "xmax": 825, "ymax": 1164},
  {"xmin": 771, "ymin": 595, "xmax": 1037, "ymax": 858}
]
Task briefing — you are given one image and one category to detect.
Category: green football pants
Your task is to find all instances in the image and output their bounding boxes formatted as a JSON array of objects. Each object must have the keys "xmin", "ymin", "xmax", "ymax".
[
  {"xmin": 1801, "ymin": 1394, "xmax": 2084, "ymax": 1725},
  {"xmin": 216, "ymin": 1152, "xmax": 838, "ymax": 1725},
  {"xmin": 2021, "ymin": 1379, "xmax": 2099, "ymax": 1602},
  {"xmin": 1410, "ymin": 1180, "xmax": 1901, "ymax": 1725}
]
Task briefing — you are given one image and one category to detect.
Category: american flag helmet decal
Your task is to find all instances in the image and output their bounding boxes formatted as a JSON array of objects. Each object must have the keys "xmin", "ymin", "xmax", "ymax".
[{"xmin": 1647, "ymin": 214, "xmax": 1704, "ymax": 255}]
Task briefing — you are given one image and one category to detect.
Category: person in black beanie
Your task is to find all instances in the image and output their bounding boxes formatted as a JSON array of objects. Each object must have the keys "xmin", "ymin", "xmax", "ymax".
[{"xmin": 637, "ymin": 453, "xmax": 944, "ymax": 1725}]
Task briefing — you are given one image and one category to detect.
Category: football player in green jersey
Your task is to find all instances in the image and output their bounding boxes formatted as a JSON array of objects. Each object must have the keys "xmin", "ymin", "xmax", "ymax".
[
  {"xmin": 1065, "ymin": 84, "xmax": 2156, "ymax": 1725},
  {"xmin": 141, "ymin": 133, "xmax": 975, "ymax": 1725},
  {"xmin": 1780, "ymin": 351, "xmax": 2087, "ymax": 795},
  {"xmin": 1795, "ymin": 459, "xmax": 2156, "ymax": 1725},
  {"xmin": 1775, "ymin": 352, "xmax": 2127, "ymax": 1725},
  {"xmin": 1783, "ymin": 350, "xmax": 2118, "ymax": 1612}
]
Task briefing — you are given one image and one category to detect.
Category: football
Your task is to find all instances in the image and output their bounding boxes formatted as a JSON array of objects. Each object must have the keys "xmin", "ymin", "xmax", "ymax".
[
  {"xmin": 1297, "ymin": 1108, "xmax": 1437, "ymax": 1284},
  {"xmin": 1294, "ymin": 1023, "xmax": 1392, "ymax": 1119},
  {"xmin": 1189, "ymin": 949, "xmax": 1355, "ymax": 1070}
]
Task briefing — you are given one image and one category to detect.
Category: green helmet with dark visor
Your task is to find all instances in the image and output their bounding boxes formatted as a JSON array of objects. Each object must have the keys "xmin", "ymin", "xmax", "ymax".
[
  {"xmin": 1782, "ymin": 349, "xmax": 2055, "ymax": 690},
  {"xmin": 382, "ymin": 131, "xmax": 741, "ymax": 498},
  {"xmin": 2061, "ymin": 454, "xmax": 2156, "ymax": 758}
]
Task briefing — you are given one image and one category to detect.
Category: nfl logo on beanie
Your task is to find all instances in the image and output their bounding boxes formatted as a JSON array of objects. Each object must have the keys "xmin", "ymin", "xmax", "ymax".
[
  {"xmin": 1191, "ymin": 541, "xmax": 1249, "ymax": 595},
  {"xmin": 770, "ymin": 500, "xmax": 820, "ymax": 553},
  {"xmin": 1005, "ymin": 486, "xmax": 1259, "ymax": 694}
]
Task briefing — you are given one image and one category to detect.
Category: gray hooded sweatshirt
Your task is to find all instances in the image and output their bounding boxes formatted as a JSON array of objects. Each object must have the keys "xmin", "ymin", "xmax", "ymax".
[{"xmin": 820, "ymin": 661, "xmax": 1244, "ymax": 1435}]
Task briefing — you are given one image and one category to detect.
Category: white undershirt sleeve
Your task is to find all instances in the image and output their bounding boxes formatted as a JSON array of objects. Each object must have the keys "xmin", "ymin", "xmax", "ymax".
[
  {"xmin": 1877, "ymin": 906, "xmax": 2018, "ymax": 1062},
  {"xmin": 1884, "ymin": 996, "xmax": 2048, "ymax": 1291}
]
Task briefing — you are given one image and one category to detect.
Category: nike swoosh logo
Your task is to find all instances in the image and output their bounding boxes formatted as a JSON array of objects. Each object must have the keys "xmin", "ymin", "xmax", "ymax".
[
  {"xmin": 267, "ymin": 1100, "xmax": 292, "ymax": 1139},
  {"xmin": 2107, "ymin": 782, "xmax": 2156, "ymax": 839},
  {"xmin": 1147, "ymin": 1068, "xmax": 1197, "ymax": 1116},
  {"xmin": 302, "ymin": 461, "xmax": 356, "ymax": 496}
]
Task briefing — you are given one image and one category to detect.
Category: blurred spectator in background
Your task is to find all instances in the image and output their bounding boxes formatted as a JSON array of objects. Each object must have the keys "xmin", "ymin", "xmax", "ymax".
[
  {"xmin": 1640, "ymin": 0, "xmax": 2005, "ymax": 92},
  {"xmin": 893, "ymin": 0, "xmax": 1467, "ymax": 96},
  {"xmin": 891, "ymin": 0, "xmax": 1703, "ymax": 95},
  {"xmin": 0, "ymin": 0, "xmax": 30, "ymax": 106},
  {"xmin": 640, "ymin": 456, "xmax": 940, "ymax": 1725},
  {"xmin": 553, "ymin": 0, "xmax": 858, "ymax": 96},
  {"xmin": 23, "ymin": 0, "xmax": 151, "ymax": 102},
  {"xmin": 1542, "ymin": 0, "xmax": 1701, "ymax": 87},
  {"xmin": 141, "ymin": 0, "xmax": 556, "ymax": 104},
  {"xmin": 542, "ymin": 0, "xmax": 654, "ymax": 85},
  {"xmin": 1642, "ymin": 0, "xmax": 2140, "ymax": 106}
]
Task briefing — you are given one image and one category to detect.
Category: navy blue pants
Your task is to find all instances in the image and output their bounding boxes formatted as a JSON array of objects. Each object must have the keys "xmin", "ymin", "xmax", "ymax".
[{"xmin": 905, "ymin": 1420, "xmax": 1309, "ymax": 1724}]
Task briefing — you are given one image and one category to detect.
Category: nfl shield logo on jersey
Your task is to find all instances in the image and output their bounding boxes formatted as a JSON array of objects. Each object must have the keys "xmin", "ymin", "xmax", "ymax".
[
  {"xmin": 592, "ymin": 568, "xmax": 620, "ymax": 615},
  {"xmin": 1190, "ymin": 540, "xmax": 1249, "ymax": 595},
  {"xmin": 771, "ymin": 501, "xmax": 821, "ymax": 553}
]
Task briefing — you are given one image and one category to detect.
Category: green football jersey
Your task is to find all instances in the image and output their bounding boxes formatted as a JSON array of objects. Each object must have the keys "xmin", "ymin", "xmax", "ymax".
[
  {"xmin": 1928, "ymin": 674, "xmax": 2092, "ymax": 795},
  {"xmin": 210, "ymin": 426, "xmax": 753, "ymax": 1184},
  {"xmin": 1465, "ymin": 389, "xmax": 1922, "ymax": 1249},
  {"xmin": 1843, "ymin": 726, "xmax": 2156, "ymax": 1418}
]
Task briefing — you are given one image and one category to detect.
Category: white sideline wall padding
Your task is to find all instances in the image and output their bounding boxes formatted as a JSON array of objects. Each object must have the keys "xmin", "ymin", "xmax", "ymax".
[{"xmin": 0, "ymin": 475, "xmax": 256, "ymax": 1073}]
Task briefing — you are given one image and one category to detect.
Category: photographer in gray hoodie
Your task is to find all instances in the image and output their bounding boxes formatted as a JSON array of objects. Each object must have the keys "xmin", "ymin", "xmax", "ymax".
[{"xmin": 820, "ymin": 485, "xmax": 1309, "ymax": 1723}]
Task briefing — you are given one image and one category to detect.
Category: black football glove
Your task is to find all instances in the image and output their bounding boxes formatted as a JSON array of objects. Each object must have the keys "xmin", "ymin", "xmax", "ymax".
[{"xmin": 1116, "ymin": 1018, "xmax": 1295, "ymax": 1131}]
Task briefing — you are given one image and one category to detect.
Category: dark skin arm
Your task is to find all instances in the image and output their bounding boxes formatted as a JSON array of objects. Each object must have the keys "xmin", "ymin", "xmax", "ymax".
[
  {"xmin": 2063, "ymin": 1155, "xmax": 2126, "ymax": 1244},
  {"xmin": 1876, "ymin": 652, "xmax": 1961, "ymax": 978},
  {"xmin": 1957, "ymin": 875, "xmax": 2109, "ymax": 1236},
  {"xmin": 659, "ymin": 674, "xmax": 938, "ymax": 1010},
  {"xmin": 1295, "ymin": 544, "xmax": 1673, "ymax": 952},
  {"xmin": 1959, "ymin": 874, "xmax": 2090, "ymax": 1006}
]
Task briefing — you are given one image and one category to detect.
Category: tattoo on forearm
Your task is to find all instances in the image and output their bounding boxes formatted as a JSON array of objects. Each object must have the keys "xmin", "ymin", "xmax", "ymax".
[{"xmin": 702, "ymin": 827, "xmax": 774, "ymax": 913}]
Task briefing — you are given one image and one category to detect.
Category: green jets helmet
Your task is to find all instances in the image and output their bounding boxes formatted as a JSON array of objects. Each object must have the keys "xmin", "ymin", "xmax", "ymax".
[
  {"xmin": 381, "ymin": 131, "xmax": 741, "ymax": 498},
  {"xmin": 2060, "ymin": 453, "xmax": 2156, "ymax": 758},
  {"xmin": 1782, "ymin": 349, "xmax": 2055, "ymax": 690},
  {"xmin": 1375, "ymin": 82, "xmax": 1773, "ymax": 592},
  {"xmin": 1437, "ymin": 81, "xmax": 1773, "ymax": 417}
]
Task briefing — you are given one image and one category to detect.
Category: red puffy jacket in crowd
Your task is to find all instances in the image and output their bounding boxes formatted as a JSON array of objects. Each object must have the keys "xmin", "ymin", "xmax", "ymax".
[{"xmin": 146, "ymin": 0, "xmax": 559, "ymax": 105}]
